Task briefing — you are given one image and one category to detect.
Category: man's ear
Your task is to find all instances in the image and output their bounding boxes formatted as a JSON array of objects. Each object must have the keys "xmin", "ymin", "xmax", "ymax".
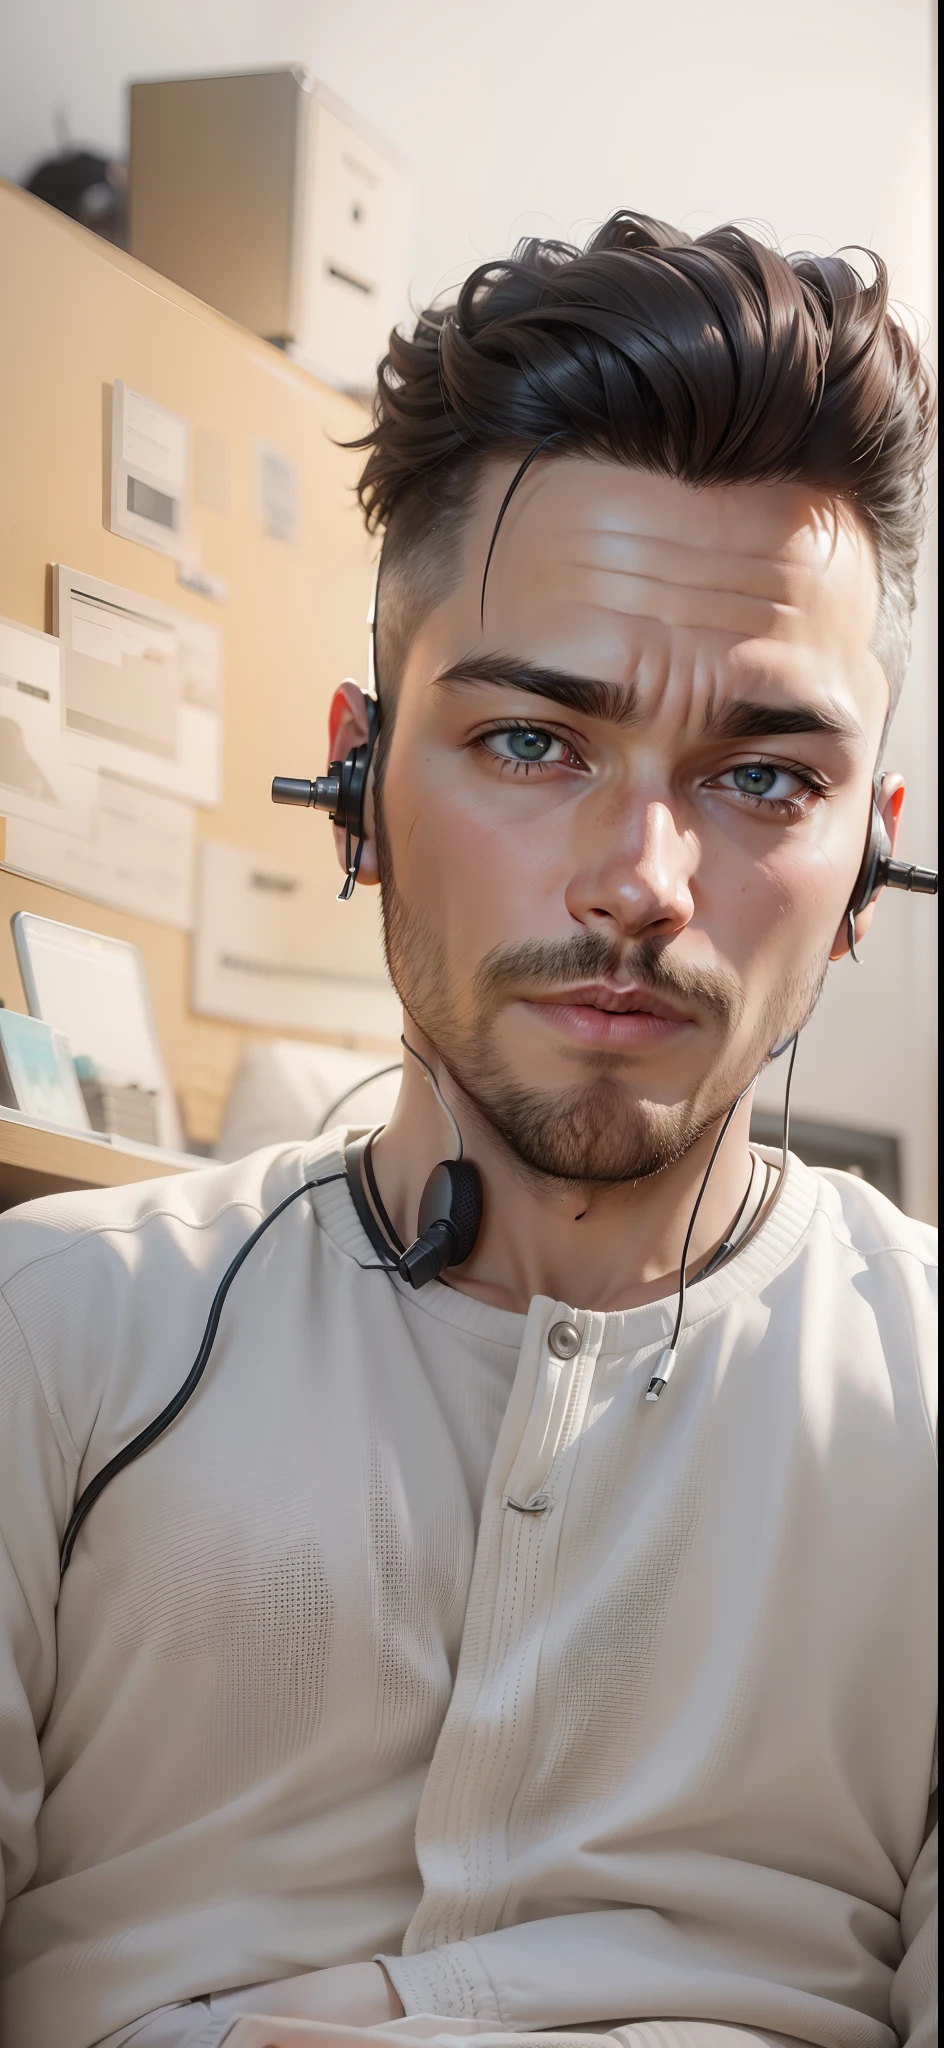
[
  {"xmin": 327, "ymin": 680, "xmax": 380, "ymax": 888},
  {"xmin": 829, "ymin": 772, "xmax": 906, "ymax": 961}
]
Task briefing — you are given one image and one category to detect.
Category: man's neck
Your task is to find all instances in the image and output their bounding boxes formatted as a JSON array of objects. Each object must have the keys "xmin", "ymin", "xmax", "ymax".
[{"xmin": 368, "ymin": 1028, "xmax": 760, "ymax": 1316}]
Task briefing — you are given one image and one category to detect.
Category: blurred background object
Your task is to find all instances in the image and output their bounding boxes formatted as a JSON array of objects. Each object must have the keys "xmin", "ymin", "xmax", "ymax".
[
  {"xmin": 2, "ymin": 0, "xmax": 934, "ymax": 320},
  {"xmin": 216, "ymin": 1040, "xmax": 403, "ymax": 1161},
  {"xmin": 128, "ymin": 69, "xmax": 408, "ymax": 396},
  {"xmin": 24, "ymin": 144, "xmax": 127, "ymax": 245}
]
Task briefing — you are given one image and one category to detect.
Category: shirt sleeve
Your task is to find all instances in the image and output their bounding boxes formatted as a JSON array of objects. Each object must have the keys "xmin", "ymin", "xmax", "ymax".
[
  {"xmin": 379, "ymin": 1884, "xmax": 905, "ymax": 2037},
  {"xmin": 0, "ymin": 1286, "xmax": 77, "ymax": 1921},
  {"xmin": 890, "ymin": 1769, "xmax": 938, "ymax": 2048},
  {"xmin": 380, "ymin": 1915, "xmax": 748, "ymax": 2030}
]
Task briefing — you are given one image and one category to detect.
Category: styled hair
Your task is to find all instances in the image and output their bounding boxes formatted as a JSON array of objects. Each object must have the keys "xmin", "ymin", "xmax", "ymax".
[{"xmin": 354, "ymin": 211, "xmax": 935, "ymax": 729}]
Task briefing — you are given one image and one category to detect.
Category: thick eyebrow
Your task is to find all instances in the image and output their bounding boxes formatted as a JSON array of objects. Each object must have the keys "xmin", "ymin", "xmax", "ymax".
[
  {"xmin": 432, "ymin": 653, "xmax": 640, "ymax": 725},
  {"xmin": 433, "ymin": 652, "xmax": 864, "ymax": 749},
  {"xmin": 702, "ymin": 697, "xmax": 864, "ymax": 746}
]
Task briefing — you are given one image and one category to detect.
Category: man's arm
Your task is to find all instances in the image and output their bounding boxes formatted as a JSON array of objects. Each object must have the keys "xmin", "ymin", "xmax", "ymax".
[
  {"xmin": 208, "ymin": 1962, "xmax": 404, "ymax": 2027},
  {"xmin": 890, "ymin": 1775, "xmax": 937, "ymax": 2048},
  {"xmin": 0, "ymin": 1287, "xmax": 75, "ymax": 1923},
  {"xmin": 1, "ymin": 1268, "xmax": 404, "ymax": 2039},
  {"xmin": 376, "ymin": 1877, "xmax": 906, "ymax": 2038}
]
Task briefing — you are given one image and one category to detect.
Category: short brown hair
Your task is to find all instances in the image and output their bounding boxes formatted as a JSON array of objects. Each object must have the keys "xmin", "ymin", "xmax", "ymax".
[{"xmin": 354, "ymin": 211, "xmax": 935, "ymax": 726}]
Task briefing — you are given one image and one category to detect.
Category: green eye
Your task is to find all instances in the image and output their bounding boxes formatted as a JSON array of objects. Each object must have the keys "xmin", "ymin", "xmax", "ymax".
[
  {"xmin": 506, "ymin": 728, "xmax": 553, "ymax": 761},
  {"xmin": 732, "ymin": 763, "xmax": 779, "ymax": 796},
  {"xmin": 479, "ymin": 724, "xmax": 579, "ymax": 772}
]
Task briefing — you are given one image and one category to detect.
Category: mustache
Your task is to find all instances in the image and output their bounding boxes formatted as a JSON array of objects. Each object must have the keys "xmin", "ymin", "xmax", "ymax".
[{"xmin": 471, "ymin": 932, "xmax": 744, "ymax": 1029}]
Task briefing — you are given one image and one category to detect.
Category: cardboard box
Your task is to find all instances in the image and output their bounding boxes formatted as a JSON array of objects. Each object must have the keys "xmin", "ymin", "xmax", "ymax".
[{"xmin": 129, "ymin": 68, "xmax": 409, "ymax": 395}]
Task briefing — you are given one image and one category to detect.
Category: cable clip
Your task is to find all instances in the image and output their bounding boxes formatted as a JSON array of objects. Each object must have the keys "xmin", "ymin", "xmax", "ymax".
[{"xmin": 646, "ymin": 1347, "xmax": 678, "ymax": 1402}]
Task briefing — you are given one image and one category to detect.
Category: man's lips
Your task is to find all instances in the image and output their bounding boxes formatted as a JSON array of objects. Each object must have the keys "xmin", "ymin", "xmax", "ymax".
[
  {"xmin": 520, "ymin": 982, "xmax": 697, "ymax": 1048},
  {"xmin": 538, "ymin": 981, "xmax": 693, "ymax": 1020}
]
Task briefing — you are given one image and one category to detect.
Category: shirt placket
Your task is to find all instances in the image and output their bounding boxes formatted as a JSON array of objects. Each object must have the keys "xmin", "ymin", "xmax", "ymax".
[{"xmin": 403, "ymin": 1299, "xmax": 605, "ymax": 1953}]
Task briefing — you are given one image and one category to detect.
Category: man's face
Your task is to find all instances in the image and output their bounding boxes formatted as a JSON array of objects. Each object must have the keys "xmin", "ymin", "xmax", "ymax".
[{"xmin": 370, "ymin": 459, "xmax": 892, "ymax": 1184}]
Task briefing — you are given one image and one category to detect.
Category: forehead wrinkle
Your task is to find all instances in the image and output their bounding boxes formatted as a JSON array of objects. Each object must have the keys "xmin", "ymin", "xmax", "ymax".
[
  {"xmin": 566, "ymin": 529, "xmax": 815, "ymax": 605},
  {"xmin": 545, "ymin": 559, "xmax": 794, "ymax": 642},
  {"xmin": 569, "ymin": 554, "xmax": 806, "ymax": 621}
]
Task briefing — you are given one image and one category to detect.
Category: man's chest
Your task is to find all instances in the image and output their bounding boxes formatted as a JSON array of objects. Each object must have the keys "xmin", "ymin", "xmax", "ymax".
[{"xmin": 48, "ymin": 1277, "xmax": 935, "ymax": 1887}]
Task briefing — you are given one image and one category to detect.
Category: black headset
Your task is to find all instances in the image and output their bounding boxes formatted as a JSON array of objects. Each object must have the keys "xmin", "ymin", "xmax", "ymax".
[
  {"xmin": 846, "ymin": 798, "xmax": 938, "ymax": 957},
  {"xmin": 345, "ymin": 1116, "xmax": 483, "ymax": 1288},
  {"xmin": 272, "ymin": 694, "xmax": 380, "ymax": 901}
]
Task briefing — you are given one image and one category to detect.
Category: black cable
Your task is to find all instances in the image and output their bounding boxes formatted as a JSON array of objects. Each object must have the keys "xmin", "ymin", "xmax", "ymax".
[
  {"xmin": 779, "ymin": 1031, "xmax": 799, "ymax": 1177},
  {"xmin": 679, "ymin": 1032, "xmax": 798, "ymax": 1335},
  {"xmin": 314, "ymin": 1062, "xmax": 403, "ymax": 1138},
  {"xmin": 676, "ymin": 1033, "xmax": 798, "ymax": 1341},
  {"xmin": 693, "ymin": 1156, "xmax": 761, "ymax": 1281},
  {"xmin": 642, "ymin": 1096, "xmax": 747, "ymax": 1402},
  {"xmin": 646, "ymin": 1032, "xmax": 800, "ymax": 1399},
  {"xmin": 400, "ymin": 1035, "xmax": 464, "ymax": 1159},
  {"xmin": 668, "ymin": 1094, "xmax": 747, "ymax": 1354},
  {"xmin": 362, "ymin": 1129, "xmax": 407, "ymax": 1254},
  {"xmin": 59, "ymin": 1171, "xmax": 346, "ymax": 1574},
  {"xmin": 693, "ymin": 1033, "xmax": 798, "ymax": 1282}
]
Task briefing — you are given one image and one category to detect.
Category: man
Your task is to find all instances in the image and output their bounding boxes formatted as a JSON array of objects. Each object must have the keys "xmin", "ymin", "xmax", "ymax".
[{"xmin": 0, "ymin": 213, "xmax": 936, "ymax": 2048}]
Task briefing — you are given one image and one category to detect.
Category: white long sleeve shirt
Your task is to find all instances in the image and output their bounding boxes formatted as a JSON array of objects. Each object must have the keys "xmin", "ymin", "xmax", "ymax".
[{"xmin": 0, "ymin": 1135, "xmax": 936, "ymax": 2048}]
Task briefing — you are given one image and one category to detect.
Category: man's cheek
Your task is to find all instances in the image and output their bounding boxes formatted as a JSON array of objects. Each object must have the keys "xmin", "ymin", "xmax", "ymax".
[{"xmin": 400, "ymin": 789, "xmax": 523, "ymax": 906}]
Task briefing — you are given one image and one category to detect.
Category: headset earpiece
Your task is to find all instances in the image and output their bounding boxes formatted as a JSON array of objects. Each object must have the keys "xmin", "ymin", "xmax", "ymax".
[
  {"xmin": 398, "ymin": 1160, "xmax": 484, "ymax": 1289},
  {"xmin": 271, "ymin": 697, "xmax": 379, "ymax": 900},
  {"xmin": 843, "ymin": 799, "xmax": 890, "ymax": 962},
  {"xmin": 848, "ymin": 799, "xmax": 891, "ymax": 922},
  {"xmin": 842, "ymin": 795, "xmax": 938, "ymax": 961}
]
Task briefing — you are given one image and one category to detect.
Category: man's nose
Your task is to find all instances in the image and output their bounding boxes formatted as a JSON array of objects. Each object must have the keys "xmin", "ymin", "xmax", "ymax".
[{"xmin": 564, "ymin": 796, "xmax": 696, "ymax": 942}]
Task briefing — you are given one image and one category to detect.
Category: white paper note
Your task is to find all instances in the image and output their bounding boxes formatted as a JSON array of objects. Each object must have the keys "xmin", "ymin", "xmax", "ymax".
[
  {"xmin": 5, "ymin": 772, "xmax": 195, "ymax": 931},
  {"xmin": 54, "ymin": 567, "xmax": 223, "ymax": 808},
  {"xmin": 122, "ymin": 390, "xmax": 188, "ymax": 492},
  {"xmin": 110, "ymin": 381, "xmax": 189, "ymax": 561},
  {"xmin": 193, "ymin": 839, "xmax": 399, "ymax": 1038},
  {"xmin": 256, "ymin": 441, "xmax": 299, "ymax": 544},
  {"xmin": 0, "ymin": 615, "xmax": 96, "ymax": 839}
]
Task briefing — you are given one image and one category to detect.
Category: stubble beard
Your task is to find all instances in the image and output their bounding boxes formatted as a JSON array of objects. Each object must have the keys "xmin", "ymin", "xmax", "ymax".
[{"xmin": 375, "ymin": 798, "xmax": 830, "ymax": 1188}]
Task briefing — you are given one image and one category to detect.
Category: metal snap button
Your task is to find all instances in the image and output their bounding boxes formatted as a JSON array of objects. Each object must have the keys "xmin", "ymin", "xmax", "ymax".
[{"xmin": 548, "ymin": 1319, "xmax": 581, "ymax": 1359}]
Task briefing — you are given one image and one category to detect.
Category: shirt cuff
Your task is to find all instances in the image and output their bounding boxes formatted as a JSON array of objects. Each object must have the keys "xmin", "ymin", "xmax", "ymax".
[{"xmin": 376, "ymin": 1942, "xmax": 503, "ymax": 2026}]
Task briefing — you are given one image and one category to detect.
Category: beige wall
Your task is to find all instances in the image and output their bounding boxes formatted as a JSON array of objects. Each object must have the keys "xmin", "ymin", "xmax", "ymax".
[{"xmin": 0, "ymin": 181, "xmax": 389, "ymax": 1146}]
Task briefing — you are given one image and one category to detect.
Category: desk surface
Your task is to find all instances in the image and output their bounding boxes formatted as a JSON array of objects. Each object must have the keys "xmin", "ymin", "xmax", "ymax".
[{"xmin": 0, "ymin": 1107, "xmax": 202, "ymax": 1211}]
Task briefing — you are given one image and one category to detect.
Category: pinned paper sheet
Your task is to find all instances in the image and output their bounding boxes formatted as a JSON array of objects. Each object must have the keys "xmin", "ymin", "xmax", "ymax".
[
  {"xmin": 109, "ymin": 381, "xmax": 189, "ymax": 560},
  {"xmin": 54, "ymin": 566, "xmax": 223, "ymax": 808},
  {"xmin": 193, "ymin": 839, "xmax": 399, "ymax": 1039},
  {"xmin": 0, "ymin": 614, "xmax": 95, "ymax": 839},
  {"xmin": 5, "ymin": 770, "xmax": 195, "ymax": 930},
  {"xmin": 1, "ymin": 609, "xmax": 196, "ymax": 930},
  {"xmin": 256, "ymin": 441, "xmax": 299, "ymax": 544}
]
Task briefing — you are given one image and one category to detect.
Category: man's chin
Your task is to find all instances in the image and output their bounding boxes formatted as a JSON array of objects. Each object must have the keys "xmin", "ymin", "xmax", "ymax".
[{"xmin": 458, "ymin": 1070, "xmax": 712, "ymax": 1188}]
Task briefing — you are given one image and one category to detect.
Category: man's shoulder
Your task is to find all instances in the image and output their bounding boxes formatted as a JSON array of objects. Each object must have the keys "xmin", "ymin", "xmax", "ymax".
[
  {"xmin": 0, "ymin": 1139, "xmax": 337, "ymax": 1299},
  {"xmin": 0, "ymin": 1136, "xmax": 352, "ymax": 1457},
  {"xmin": 800, "ymin": 1163, "xmax": 937, "ymax": 1445},
  {"xmin": 805, "ymin": 1161, "xmax": 937, "ymax": 1275}
]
